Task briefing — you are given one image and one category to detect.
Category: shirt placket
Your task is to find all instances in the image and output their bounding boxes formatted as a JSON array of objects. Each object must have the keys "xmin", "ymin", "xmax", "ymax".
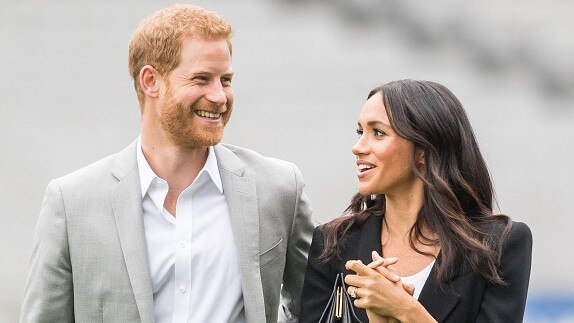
[{"xmin": 172, "ymin": 189, "xmax": 193, "ymax": 322}]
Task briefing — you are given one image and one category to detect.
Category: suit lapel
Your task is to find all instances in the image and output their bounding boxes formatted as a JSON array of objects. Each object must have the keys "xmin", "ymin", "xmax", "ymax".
[
  {"xmin": 215, "ymin": 144, "xmax": 265, "ymax": 322},
  {"xmin": 110, "ymin": 141, "xmax": 155, "ymax": 323},
  {"xmin": 357, "ymin": 215, "xmax": 383, "ymax": 265},
  {"xmin": 417, "ymin": 256, "xmax": 461, "ymax": 321}
]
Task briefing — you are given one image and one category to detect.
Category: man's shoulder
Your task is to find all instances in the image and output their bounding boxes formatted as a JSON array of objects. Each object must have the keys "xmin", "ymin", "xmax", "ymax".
[
  {"xmin": 52, "ymin": 142, "xmax": 136, "ymax": 189},
  {"xmin": 218, "ymin": 143, "xmax": 296, "ymax": 171},
  {"xmin": 216, "ymin": 143, "xmax": 305, "ymax": 193}
]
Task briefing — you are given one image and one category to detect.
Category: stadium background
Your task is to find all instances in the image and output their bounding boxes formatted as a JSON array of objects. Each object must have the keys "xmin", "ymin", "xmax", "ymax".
[{"xmin": 1, "ymin": 1, "xmax": 573, "ymax": 321}]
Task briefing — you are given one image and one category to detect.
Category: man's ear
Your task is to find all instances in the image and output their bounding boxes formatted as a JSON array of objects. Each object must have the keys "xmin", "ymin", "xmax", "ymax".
[{"xmin": 139, "ymin": 65, "xmax": 161, "ymax": 98}]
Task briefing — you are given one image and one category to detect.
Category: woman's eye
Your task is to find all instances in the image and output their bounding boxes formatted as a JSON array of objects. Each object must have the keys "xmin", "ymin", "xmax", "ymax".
[
  {"xmin": 374, "ymin": 129, "xmax": 386, "ymax": 136},
  {"xmin": 356, "ymin": 129, "xmax": 363, "ymax": 136}
]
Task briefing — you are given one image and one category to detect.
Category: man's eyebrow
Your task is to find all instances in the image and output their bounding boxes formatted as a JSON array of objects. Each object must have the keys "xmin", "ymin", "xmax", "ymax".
[{"xmin": 186, "ymin": 69, "xmax": 234, "ymax": 76}]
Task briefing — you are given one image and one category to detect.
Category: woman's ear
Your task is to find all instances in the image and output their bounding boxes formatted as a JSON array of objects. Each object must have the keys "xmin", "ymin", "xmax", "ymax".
[
  {"xmin": 139, "ymin": 65, "xmax": 161, "ymax": 98},
  {"xmin": 416, "ymin": 148, "xmax": 425, "ymax": 165}
]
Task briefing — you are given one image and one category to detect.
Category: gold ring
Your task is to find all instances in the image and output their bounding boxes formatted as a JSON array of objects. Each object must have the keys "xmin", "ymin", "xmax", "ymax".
[{"xmin": 350, "ymin": 287, "xmax": 357, "ymax": 298}]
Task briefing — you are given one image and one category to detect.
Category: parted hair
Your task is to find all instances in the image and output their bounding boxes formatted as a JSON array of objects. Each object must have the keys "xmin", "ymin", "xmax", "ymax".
[
  {"xmin": 320, "ymin": 79, "xmax": 511, "ymax": 285},
  {"xmin": 128, "ymin": 4, "xmax": 233, "ymax": 107}
]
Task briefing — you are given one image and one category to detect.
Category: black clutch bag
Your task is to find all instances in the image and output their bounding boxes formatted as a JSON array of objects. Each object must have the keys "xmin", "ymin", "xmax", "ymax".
[{"xmin": 318, "ymin": 273, "xmax": 364, "ymax": 323}]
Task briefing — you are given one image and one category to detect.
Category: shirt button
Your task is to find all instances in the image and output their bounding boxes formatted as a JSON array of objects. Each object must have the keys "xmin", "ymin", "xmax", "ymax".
[
  {"xmin": 180, "ymin": 240, "xmax": 187, "ymax": 248},
  {"xmin": 180, "ymin": 286, "xmax": 187, "ymax": 294}
]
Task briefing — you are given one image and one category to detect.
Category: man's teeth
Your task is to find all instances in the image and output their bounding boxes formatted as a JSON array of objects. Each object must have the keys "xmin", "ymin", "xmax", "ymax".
[{"xmin": 195, "ymin": 110, "xmax": 221, "ymax": 119}]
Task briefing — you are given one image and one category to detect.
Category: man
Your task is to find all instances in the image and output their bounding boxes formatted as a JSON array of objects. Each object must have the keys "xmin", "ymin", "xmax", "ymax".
[{"xmin": 20, "ymin": 5, "xmax": 314, "ymax": 323}]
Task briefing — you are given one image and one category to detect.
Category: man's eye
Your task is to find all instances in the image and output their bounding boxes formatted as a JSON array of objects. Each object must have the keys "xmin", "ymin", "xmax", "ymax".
[
  {"xmin": 356, "ymin": 129, "xmax": 363, "ymax": 136},
  {"xmin": 221, "ymin": 77, "xmax": 232, "ymax": 86}
]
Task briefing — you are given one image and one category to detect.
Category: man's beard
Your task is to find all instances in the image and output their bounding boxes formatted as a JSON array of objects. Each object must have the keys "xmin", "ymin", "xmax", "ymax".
[{"xmin": 159, "ymin": 88, "xmax": 230, "ymax": 150}]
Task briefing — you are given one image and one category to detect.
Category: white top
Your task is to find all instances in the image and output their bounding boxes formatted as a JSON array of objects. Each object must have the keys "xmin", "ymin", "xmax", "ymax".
[
  {"xmin": 137, "ymin": 139, "xmax": 245, "ymax": 323},
  {"xmin": 400, "ymin": 260, "xmax": 435, "ymax": 300}
]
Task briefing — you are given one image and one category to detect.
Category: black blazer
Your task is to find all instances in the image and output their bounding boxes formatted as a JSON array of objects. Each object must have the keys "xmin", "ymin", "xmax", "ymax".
[{"xmin": 300, "ymin": 215, "xmax": 532, "ymax": 322}]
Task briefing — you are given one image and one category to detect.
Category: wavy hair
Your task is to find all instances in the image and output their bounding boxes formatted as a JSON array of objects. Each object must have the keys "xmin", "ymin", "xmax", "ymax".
[{"xmin": 319, "ymin": 79, "xmax": 510, "ymax": 285}]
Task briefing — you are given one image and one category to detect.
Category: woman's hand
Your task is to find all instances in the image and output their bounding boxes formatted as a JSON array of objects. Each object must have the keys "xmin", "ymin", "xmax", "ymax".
[
  {"xmin": 344, "ymin": 257, "xmax": 434, "ymax": 322},
  {"xmin": 369, "ymin": 251, "xmax": 415, "ymax": 296},
  {"xmin": 363, "ymin": 252, "xmax": 411, "ymax": 322},
  {"xmin": 366, "ymin": 309, "xmax": 401, "ymax": 323},
  {"xmin": 349, "ymin": 254, "xmax": 398, "ymax": 323}
]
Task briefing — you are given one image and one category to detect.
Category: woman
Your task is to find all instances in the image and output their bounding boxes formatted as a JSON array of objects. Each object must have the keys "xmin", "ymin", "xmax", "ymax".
[{"xmin": 300, "ymin": 80, "xmax": 532, "ymax": 322}]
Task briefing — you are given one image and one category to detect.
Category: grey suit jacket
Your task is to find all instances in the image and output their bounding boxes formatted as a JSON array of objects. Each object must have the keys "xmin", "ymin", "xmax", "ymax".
[{"xmin": 20, "ymin": 141, "xmax": 315, "ymax": 323}]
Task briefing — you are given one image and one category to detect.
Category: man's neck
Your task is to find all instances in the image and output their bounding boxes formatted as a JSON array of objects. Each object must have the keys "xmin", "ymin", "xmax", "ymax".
[
  {"xmin": 141, "ymin": 132, "xmax": 210, "ymax": 217},
  {"xmin": 140, "ymin": 133, "xmax": 209, "ymax": 193}
]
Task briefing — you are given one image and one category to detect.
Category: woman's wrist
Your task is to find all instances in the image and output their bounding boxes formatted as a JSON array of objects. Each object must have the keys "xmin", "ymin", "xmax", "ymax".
[{"xmin": 395, "ymin": 298, "xmax": 437, "ymax": 323}]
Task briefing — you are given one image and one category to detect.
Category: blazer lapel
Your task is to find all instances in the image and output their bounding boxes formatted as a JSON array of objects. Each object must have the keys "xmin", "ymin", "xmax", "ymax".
[
  {"xmin": 215, "ymin": 144, "xmax": 265, "ymax": 322},
  {"xmin": 357, "ymin": 215, "xmax": 383, "ymax": 265},
  {"xmin": 110, "ymin": 141, "xmax": 155, "ymax": 323},
  {"xmin": 417, "ymin": 257, "xmax": 461, "ymax": 322}
]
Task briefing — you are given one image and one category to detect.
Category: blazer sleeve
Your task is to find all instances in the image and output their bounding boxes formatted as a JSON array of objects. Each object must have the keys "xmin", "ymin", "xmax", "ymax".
[
  {"xmin": 476, "ymin": 221, "xmax": 533, "ymax": 323},
  {"xmin": 279, "ymin": 164, "xmax": 315, "ymax": 323},
  {"xmin": 20, "ymin": 180, "xmax": 74, "ymax": 323},
  {"xmin": 299, "ymin": 226, "xmax": 336, "ymax": 323}
]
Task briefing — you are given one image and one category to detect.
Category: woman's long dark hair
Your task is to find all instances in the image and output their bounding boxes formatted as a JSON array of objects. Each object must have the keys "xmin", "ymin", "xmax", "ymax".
[{"xmin": 320, "ymin": 79, "xmax": 510, "ymax": 285}]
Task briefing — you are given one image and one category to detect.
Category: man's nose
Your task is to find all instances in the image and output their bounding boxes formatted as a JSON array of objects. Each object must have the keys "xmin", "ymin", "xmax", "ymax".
[{"xmin": 205, "ymin": 82, "xmax": 227, "ymax": 106}]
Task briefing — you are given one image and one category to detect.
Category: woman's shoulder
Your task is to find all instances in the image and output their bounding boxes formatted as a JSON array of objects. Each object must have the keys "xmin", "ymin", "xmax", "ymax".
[
  {"xmin": 315, "ymin": 214, "xmax": 375, "ymax": 238},
  {"xmin": 480, "ymin": 218, "xmax": 532, "ymax": 253},
  {"xmin": 483, "ymin": 218, "xmax": 531, "ymax": 238},
  {"xmin": 509, "ymin": 221, "xmax": 532, "ymax": 236},
  {"xmin": 313, "ymin": 214, "xmax": 381, "ymax": 257},
  {"xmin": 505, "ymin": 221, "xmax": 533, "ymax": 251}
]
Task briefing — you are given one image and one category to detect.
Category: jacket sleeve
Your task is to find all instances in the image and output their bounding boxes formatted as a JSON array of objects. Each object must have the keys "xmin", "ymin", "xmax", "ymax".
[
  {"xmin": 299, "ymin": 226, "xmax": 337, "ymax": 323},
  {"xmin": 477, "ymin": 221, "xmax": 533, "ymax": 322},
  {"xmin": 279, "ymin": 164, "xmax": 316, "ymax": 323},
  {"xmin": 20, "ymin": 180, "xmax": 74, "ymax": 323}
]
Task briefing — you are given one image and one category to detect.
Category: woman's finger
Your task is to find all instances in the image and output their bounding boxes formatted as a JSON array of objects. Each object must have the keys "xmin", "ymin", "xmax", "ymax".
[
  {"xmin": 344, "ymin": 273, "xmax": 361, "ymax": 288},
  {"xmin": 403, "ymin": 283, "xmax": 415, "ymax": 296},
  {"xmin": 345, "ymin": 259, "xmax": 372, "ymax": 276},
  {"xmin": 372, "ymin": 263, "xmax": 401, "ymax": 282},
  {"xmin": 348, "ymin": 286, "xmax": 358, "ymax": 298},
  {"xmin": 366, "ymin": 258, "xmax": 386, "ymax": 269},
  {"xmin": 369, "ymin": 251, "xmax": 398, "ymax": 268}
]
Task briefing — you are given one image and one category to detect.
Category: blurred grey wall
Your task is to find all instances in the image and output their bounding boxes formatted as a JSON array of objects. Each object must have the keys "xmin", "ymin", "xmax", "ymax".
[{"xmin": 2, "ymin": 0, "xmax": 573, "ymax": 321}]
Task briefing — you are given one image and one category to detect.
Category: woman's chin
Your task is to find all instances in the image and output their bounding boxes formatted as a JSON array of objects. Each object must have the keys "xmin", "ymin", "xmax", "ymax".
[{"xmin": 358, "ymin": 188, "xmax": 374, "ymax": 196}]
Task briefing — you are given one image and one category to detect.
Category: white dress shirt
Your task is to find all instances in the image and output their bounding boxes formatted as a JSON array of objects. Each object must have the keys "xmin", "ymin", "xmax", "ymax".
[{"xmin": 137, "ymin": 139, "xmax": 245, "ymax": 323}]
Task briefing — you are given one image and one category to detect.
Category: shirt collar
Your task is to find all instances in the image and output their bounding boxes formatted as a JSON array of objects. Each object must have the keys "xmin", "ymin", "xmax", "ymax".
[
  {"xmin": 136, "ymin": 137, "xmax": 224, "ymax": 198},
  {"xmin": 202, "ymin": 145, "xmax": 224, "ymax": 193}
]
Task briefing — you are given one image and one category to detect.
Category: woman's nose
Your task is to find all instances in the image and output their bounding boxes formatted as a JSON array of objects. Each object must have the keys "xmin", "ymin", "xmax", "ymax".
[{"xmin": 352, "ymin": 137, "xmax": 368, "ymax": 156}]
